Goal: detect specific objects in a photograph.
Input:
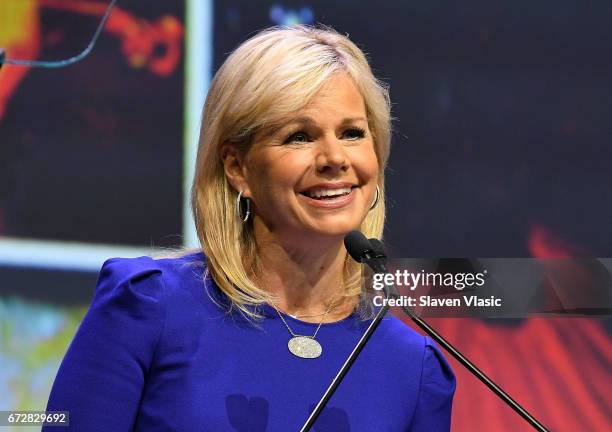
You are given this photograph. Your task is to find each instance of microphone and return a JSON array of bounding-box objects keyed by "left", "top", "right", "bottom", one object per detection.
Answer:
[
  {"left": 344, "top": 232, "right": 387, "bottom": 273},
  {"left": 344, "top": 230, "right": 376, "bottom": 262},
  {"left": 367, "top": 237, "right": 387, "bottom": 259},
  {"left": 0, "top": 0, "right": 116, "bottom": 69},
  {"left": 345, "top": 234, "right": 399, "bottom": 300},
  {"left": 339, "top": 231, "right": 549, "bottom": 431},
  {"left": 366, "top": 238, "right": 399, "bottom": 297},
  {"left": 345, "top": 232, "right": 387, "bottom": 276}
]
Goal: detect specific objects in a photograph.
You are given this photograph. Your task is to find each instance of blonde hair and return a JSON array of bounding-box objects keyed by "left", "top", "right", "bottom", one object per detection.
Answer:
[{"left": 191, "top": 24, "right": 392, "bottom": 320}]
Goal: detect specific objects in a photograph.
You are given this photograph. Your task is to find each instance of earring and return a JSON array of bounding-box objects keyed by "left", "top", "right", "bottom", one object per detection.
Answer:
[
  {"left": 236, "top": 191, "right": 251, "bottom": 223},
  {"left": 369, "top": 186, "right": 380, "bottom": 211}
]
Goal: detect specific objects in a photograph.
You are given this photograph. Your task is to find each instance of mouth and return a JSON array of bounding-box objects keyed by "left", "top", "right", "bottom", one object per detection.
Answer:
[
  {"left": 298, "top": 183, "right": 359, "bottom": 209},
  {"left": 300, "top": 186, "right": 357, "bottom": 200}
]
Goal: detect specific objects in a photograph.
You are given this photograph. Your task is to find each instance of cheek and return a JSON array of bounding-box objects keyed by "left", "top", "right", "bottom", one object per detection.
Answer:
[
  {"left": 352, "top": 143, "right": 379, "bottom": 179},
  {"left": 248, "top": 151, "right": 306, "bottom": 194},
  {"left": 278, "top": 157, "right": 306, "bottom": 185}
]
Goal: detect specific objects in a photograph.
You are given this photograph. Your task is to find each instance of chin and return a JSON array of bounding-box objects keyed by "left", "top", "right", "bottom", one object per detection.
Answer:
[{"left": 307, "top": 220, "right": 363, "bottom": 239}]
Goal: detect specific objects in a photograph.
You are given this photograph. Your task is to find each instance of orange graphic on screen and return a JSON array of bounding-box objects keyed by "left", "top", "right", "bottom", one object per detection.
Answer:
[{"left": 0, "top": 0, "right": 184, "bottom": 120}]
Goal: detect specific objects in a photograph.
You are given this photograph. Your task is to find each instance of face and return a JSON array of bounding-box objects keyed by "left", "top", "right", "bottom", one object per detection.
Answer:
[{"left": 225, "top": 73, "right": 379, "bottom": 243}]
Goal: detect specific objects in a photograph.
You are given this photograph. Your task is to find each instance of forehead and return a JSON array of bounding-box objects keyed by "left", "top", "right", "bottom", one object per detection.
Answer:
[
  {"left": 299, "top": 74, "right": 366, "bottom": 118},
  {"left": 251, "top": 73, "right": 368, "bottom": 142}
]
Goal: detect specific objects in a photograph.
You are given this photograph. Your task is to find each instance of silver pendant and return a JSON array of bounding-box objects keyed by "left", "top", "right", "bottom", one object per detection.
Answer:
[{"left": 287, "top": 336, "right": 322, "bottom": 359}]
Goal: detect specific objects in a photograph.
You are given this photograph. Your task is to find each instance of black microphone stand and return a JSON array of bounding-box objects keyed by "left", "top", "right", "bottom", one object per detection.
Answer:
[
  {"left": 365, "top": 239, "right": 548, "bottom": 431},
  {"left": 300, "top": 235, "right": 549, "bottom": 432}
]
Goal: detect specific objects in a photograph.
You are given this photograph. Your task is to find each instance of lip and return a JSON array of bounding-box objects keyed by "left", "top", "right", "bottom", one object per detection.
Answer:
[
  {"left": 298, "top": 184, "right": 358, "bottom": 209},
  {"left": 299, "top": 182, "right": 357, "bottom": 194}
]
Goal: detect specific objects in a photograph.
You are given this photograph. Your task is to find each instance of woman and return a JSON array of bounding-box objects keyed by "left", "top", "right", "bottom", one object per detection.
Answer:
[{"left": 45, "top": 25, "right": 455, "bottom": 431}]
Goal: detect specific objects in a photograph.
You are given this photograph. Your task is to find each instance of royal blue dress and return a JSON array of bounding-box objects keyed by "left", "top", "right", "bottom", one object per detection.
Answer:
[{"left": 44, "top": 252, "right": 455, "bottom": 431}]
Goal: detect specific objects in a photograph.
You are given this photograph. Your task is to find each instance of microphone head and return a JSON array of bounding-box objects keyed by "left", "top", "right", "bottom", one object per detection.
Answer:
[
  {"left": 368, "top": 238, "right": 387, "bottom": 258},
  {"left": 344, "top": 231, "right": 374, "bottom": 263}
]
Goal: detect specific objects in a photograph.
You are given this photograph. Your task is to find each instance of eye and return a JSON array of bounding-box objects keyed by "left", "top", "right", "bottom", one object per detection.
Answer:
[
  {"left": 343, "top": 127, "right": 366, "bottom": 140},
  {"left": 283, "top": 131, "right": 311, "bottom": 144}
]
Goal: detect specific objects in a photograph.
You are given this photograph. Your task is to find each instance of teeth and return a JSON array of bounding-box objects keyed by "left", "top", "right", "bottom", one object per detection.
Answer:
[{"left": 306, "top": 187, "right": 352, "bottom": 199}]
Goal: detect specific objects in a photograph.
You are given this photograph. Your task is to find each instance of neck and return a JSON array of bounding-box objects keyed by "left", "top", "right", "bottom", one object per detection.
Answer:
[{"left": 252, "top": 221, "right": 357, "bottom": 322}]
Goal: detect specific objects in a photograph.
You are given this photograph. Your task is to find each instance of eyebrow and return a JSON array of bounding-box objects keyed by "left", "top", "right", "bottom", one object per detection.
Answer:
[
  {"left": 288, "top": 116, "right": 368, "bottom": 126},
  {"left": 260, "top": 116, "right": 368, "bottom": 140}
]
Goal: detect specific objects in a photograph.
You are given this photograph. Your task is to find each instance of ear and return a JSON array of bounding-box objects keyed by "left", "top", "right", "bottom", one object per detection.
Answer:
[{"left": 221, "top": 142, "right": 251, "bottom": 197}]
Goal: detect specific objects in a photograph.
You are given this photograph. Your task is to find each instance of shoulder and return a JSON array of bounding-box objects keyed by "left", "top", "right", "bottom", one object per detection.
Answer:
[
  {"left": 93, "top": 250, "right": 208, "bottom": 314},
  {"left": 375, "top": 313, "right": 455, "bottom": 388},
  {"left": 142, "top": 250, "right": 207, "bottom": 289},
  {"left": 98, "top": 255, "right": 162, "bottom": 287},
  {"left": 411, "top": 336, "right": 456, "bottom": 430},
  {"left": 99, "top": 249, "right": 206, "bottom": 285},
  {"left": 375, "top": 314, "right": 455, "bottom": 428},
  {"left": 91, "top": 255, "right": 165, "bottom": 318},
  {"left": 420, "top": 336, "right": 455, "bottom": 391},
  {"left": 96, "top": 250, "right": 228, "bottom": 320}
]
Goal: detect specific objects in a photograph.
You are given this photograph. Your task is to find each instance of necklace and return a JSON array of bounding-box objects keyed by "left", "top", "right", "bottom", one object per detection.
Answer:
[
  {"left": 272, "top": 302, "right": 334, "bottom": 359},
  {"left": 288, "top": 310, "right": 332, "bottom": 319}
]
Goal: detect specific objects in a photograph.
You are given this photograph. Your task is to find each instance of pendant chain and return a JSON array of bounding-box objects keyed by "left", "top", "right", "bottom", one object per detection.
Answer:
[{"left": 272, "top": 301, "right": 334, "bottom": 339}]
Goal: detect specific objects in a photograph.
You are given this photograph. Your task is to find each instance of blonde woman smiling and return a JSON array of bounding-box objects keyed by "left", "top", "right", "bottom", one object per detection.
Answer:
[{"left": 45, "top": 25, "right": 455, "bottom": 431}]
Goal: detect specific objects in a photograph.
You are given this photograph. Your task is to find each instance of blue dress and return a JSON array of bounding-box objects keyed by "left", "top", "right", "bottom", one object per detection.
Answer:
[{"left": 44, "top": 252, "right": 455, "bottom": 431}]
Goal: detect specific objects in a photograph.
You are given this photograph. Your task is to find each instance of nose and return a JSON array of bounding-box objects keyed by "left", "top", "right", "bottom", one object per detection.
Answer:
[{"left": 315, "top": 135, "right": 349, "bottom": 175}]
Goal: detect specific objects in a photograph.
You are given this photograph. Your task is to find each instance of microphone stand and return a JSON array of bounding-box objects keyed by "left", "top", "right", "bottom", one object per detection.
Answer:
[
  {"left": 300, "top": 241, "right": 549, "bottom": 432},
  {"left": 363, "top": 244, "right": 548, "bottom": 432}
]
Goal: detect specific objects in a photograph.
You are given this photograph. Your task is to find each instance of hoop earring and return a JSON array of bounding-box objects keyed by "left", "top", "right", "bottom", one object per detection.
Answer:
[
  {"left": 236, "top": 191, "right": 251, "bottom": 223},
  {"left": 369, "top": 186, "right": 380, "bottom": 211}
]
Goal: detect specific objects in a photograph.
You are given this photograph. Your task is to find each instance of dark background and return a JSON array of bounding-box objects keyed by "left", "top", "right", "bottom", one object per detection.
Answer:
[{"left": 215, "top": 0, "right": 612, "bottom": 257}]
